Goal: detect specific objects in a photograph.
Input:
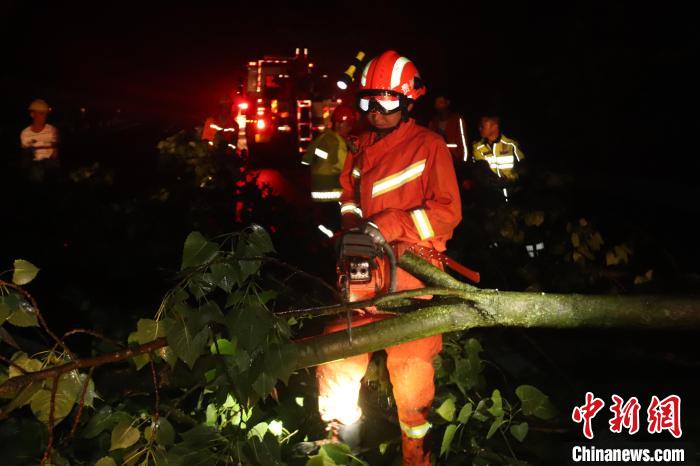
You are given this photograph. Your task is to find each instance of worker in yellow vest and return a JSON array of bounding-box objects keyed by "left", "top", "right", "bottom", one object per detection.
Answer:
[
  {"left": 302, "top": 104, "right": 357, "bottom": 233},
  {"left": 472, "top": 115, "right": 525, "bottom": 201}
]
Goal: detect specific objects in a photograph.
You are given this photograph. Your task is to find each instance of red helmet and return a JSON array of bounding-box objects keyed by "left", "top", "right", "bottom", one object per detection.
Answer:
[
  {"left": 331, "top": 104, "right": 357, "bottom": 125},
  {"left": 359, "top": 50, "right": 426, "bottom": 100}
]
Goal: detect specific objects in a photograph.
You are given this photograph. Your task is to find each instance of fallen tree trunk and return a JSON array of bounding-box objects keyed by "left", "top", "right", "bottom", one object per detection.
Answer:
[
  {"left": 294, "top": 253, "right": 700, "bottom": 368},
  {"left": 2, "top": 253, "right": 698, "bottom": 396}
]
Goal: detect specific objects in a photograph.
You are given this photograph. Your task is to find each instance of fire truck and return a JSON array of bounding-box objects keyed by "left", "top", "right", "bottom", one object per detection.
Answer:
[{"left": 237, "top": 48, "right": 341, "bottom": 156}]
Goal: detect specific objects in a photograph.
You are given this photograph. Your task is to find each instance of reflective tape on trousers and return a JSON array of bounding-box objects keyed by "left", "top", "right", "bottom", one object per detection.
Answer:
[{"left": 400, "top": 421, "right": 431, "bottom": 439}]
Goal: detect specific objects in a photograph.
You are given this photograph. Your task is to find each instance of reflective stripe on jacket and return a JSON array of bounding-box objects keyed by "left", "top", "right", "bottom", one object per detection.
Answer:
[
  {"left": 428, "top": 112, "right": 468, "bottom": 162},
  {"left": 471, "top": 134, "right": 524, "bottom": 181},
  {"left": 339, "top": 119, "right": 462, "bottom": 251}
]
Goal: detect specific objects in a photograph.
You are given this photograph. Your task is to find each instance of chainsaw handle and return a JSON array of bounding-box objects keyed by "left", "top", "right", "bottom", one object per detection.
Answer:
[{"left": 381, "top": 242, "right": 397, "bottom": 293}]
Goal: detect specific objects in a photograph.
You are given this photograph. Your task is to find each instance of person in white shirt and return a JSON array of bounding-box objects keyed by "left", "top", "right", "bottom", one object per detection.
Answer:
[{"left": 20, "top": 99, "right": 59, "bottom": 161}]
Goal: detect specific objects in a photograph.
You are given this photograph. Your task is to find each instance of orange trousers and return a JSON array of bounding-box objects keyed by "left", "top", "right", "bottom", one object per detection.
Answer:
[{"left": 317, "top": 258, "right": 442, "bottom": 466}]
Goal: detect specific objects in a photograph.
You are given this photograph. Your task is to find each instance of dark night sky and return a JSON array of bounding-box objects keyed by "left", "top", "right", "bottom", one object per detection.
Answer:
[{"left": 3, "top": 1, "right": 698, "bottom": 179}]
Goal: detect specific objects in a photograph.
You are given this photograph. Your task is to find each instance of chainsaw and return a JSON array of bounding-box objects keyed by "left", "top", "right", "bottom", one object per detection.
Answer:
[{"left": 336, "top": 231, "right": 397, "bottom": 342}]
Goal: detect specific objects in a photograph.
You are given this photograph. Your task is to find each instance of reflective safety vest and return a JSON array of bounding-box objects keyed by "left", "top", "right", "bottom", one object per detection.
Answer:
[
  {"left": 472, "top": 134, "right": 524, "bottom": 181},
  {"left": 302, "top": 129, "right": 348, "bottom": 202},
  {"left": 201, "top": 116, "right": 238, "bottom": 146}
]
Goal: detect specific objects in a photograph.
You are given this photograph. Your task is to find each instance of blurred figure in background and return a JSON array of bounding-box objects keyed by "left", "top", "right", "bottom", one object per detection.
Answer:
[
  {"left": 301, "top": 104, "right": 357, "bottom": 233},
  {"left": 20, "top": 99, "right": 60, "bottom": 181},
  {"left": 428, "top": 94, "right": 468, "bottom": 163},
  {"left": 201, "top": 96, "right": 239, "bottom": 154}
]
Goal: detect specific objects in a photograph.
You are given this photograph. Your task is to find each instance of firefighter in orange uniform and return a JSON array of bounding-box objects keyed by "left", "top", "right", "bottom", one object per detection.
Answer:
[
  {"left": 201, "top": 97, "right": 239, "bottom": 151},
  {"left": 428, "top": 94, "right": 468, "bottom": 163},
  {"left": 316, "top": 50, "right": 462, "bottom": 465}
]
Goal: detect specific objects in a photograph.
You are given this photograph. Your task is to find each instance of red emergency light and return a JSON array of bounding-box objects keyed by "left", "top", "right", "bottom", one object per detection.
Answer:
[
  {"left": 238, "top": 102, "right": 249, "bottom": 110},
  {"left": 256, "top": 119, "right": 267, "bottom": 130}
]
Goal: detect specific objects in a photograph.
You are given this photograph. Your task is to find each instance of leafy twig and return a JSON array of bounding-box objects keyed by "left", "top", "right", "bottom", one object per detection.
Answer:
[
  {"left": 0, "top": 279, "right": 75, "bottom": 360},
  {"left": 67, "top": 367, "right": 95, "bottom": 443},
  {"left": 39, "top": 375, "right": 60, "bottom": 466}
]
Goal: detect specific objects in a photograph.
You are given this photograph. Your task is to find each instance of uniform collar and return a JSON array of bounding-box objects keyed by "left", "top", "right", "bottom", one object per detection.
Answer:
[{"left": 359, "top": 119, "right": 417, "bottom": 167}]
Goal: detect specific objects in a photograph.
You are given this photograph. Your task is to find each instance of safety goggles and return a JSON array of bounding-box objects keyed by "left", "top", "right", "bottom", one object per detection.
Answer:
[{"left": 356, "top": 90, "right": 408, "bottom": 114}]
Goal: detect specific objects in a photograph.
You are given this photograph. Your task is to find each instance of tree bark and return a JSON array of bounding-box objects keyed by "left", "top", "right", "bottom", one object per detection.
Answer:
[
  {"left": 294, "top": 253, "right": 700, "bottom": 368},
  {"left": 2, "top": 254, "right": 699, "bottom": 395}
]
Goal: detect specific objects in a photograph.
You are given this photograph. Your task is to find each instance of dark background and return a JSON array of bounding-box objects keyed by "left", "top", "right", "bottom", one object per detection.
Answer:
[{"left": 1, "top": 1, "right": 699, "bottom": 459}]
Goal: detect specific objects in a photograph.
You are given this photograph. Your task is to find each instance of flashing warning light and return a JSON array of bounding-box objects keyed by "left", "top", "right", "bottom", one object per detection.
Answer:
[
  {"left": 256, "top": 119, "right": 266, "bottom": 130},
  {"left": 238, "top": 102, "right": 249, "bottom": 110}
]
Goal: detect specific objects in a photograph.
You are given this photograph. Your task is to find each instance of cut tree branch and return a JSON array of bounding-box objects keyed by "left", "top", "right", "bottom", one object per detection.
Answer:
[{"left": 1, "top": 254, "right": 699, "bottom": 398}]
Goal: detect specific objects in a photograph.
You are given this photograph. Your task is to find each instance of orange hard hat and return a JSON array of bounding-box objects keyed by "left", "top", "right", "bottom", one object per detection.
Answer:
[
  {"left": 331, "top": 104, "right": 357, "bottom": 125},
  {"left": 359, "top": 50, "right": 426, "bottom": 101}
]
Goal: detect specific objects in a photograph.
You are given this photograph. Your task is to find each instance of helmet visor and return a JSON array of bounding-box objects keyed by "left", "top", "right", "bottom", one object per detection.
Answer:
[{"left": 356, "top": 90, "right": 406, "bottom": 115}]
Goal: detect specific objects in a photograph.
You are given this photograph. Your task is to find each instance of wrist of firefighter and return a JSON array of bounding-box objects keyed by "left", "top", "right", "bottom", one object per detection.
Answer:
[{"left": 341, "top": 213, "right": 363, "bottom": 231}]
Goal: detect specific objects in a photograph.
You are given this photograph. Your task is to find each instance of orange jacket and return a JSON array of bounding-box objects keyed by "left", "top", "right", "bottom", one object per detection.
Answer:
[
  {"left": 339, "top": 119, "right": 462, "bottom": 252},
  {"left": 428, "top": 112, "right": 468, "bottom": 162}
]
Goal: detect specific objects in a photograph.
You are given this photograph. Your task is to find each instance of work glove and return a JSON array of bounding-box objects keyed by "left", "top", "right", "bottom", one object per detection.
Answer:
[{"left": 361, "top": 221, "right": 387, "bottom": 247}]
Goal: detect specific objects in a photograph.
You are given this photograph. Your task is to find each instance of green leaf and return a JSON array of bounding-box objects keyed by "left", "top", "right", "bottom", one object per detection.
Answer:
[
  {"left": 144, "top": 418, "right": 175, "bottom": 446},
  {"left": 486, "top": 417, "right": 505, "bottom": 439},
  {"left": 209, "top": 262, "right": 241, "bottom": 293},
  {"left": 510, "top": 421, "right": 529, "bottom": 442},
  {"left": 167, "top": 426, "right": 226, "bottom": 466},
  {"left": 29, "top": 386, "right": 75, "bottom": 426},
  {"left": 306, "top": 453, "right": 337, "bottom": 466},
  {"left": 181, "top": 232, "right": 218, "bottom": 270},
  {"left": 457, "top": 402, "right": 473, "bottom": 424},
  {"left": 226, "top": 305, "right": 273, "bottom": 351},
  {"left": 166, "top": 317, "right": 209, "bottom": 369},
  {"left": 82, "top": 406, "right": 132, "bottom": 439},
  {"left": 246, "top": 224, "right": 275, "bottom": 254},
  {"left": 440, "top": 423, "right": 458, "bottom": 457},
  {"left": 0, "top": 301, "right": 10, "bottom": 323},
  {"left": 94, "top": 457, "right": 117, "bottom": 466},
  {"left": 320, "top": 443, "right": 352, "bottom": 464},
  {"left": 12, "top": 259, "right": 39, "bottom": 285},
  {"left": 7, "top": 306, "right": 38, "bottom": 327},
  {"left": 436, "top": 397, "right": 456, "bottom": 422},
  {"left": 515, "top": 385, "right": 556, "bottom": 420},
  {"left": 210, "top": 338, "right": 236, "bottom": 356},
  {"left": 472, "top": 399, "right": 490, "bottom": 422},
  {"left": 264, "top": 343, "right": 299, "bottom": 385},
  {"left": 252, "top": 371, "right": 277, "bottom": 398},
  {"left": 157, "top": 345, "right": 178, "bottom": 369},
  {"left": 186, "top": 301, "right": 225, "bottom": 332},
  {"left": 247, "top": 421, "right": 269, "bottom": 441},
  {"left": 487, "top": 389, "right": 503, "bottom": 417},
  {"left": 132, "top": 319, "right": 167, "bottom": 344},
  {"left": 109, "top": 421, "right": 140, "bottom": 451},
  {"left": 8, "top": 352, "right": 43, "bottom": 377}
]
